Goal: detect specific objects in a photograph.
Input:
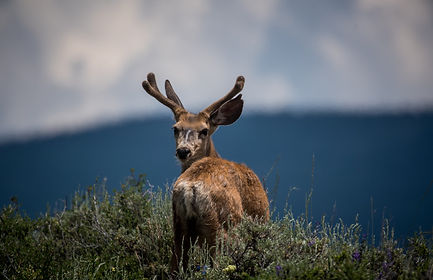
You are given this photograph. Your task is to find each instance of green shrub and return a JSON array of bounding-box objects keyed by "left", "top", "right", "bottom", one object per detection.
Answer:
[
  {"left": 0, "top": 171, "right": 172, "bottom": 279},
  {"left": 1, "top": 171, "right": 432, "bottom": 279}
]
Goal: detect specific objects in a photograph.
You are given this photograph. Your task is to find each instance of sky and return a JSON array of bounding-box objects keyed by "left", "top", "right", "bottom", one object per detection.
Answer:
[{"left": 1, "top": 0, "right": 433, "bottom": 142}]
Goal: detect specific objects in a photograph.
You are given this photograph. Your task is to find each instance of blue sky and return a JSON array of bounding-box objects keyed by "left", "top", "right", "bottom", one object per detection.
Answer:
[{"left": 1, "top": 0, "right": 432, "bottom": 142}]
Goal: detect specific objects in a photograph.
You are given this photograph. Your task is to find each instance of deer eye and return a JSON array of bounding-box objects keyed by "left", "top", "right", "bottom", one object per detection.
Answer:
[
  {"left": 173, "top": 127, "right": 180, "bottom": 136},
  {"left": 199, "top": 128, "right": 208, "bottom": 137}
]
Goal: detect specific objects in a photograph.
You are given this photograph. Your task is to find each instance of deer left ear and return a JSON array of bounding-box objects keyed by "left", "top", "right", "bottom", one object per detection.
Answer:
[{"left": 210, "top": 94, "right": 244, "bottom": 126}]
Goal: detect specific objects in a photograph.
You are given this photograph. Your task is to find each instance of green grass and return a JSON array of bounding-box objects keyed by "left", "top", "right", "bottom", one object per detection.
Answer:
[{"left": 1, "top": 171, "right": 432, "bottom": 279}]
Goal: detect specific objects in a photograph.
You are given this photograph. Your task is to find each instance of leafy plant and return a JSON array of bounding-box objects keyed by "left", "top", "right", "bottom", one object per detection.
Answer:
[{"left": 1, "top": 171, "right": 432, "bottom": 279}]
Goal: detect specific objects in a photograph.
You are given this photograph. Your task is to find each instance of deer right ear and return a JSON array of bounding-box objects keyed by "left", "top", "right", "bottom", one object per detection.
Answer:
[{"left": 210, "top": 94, "right": 244, "bottom": 126}]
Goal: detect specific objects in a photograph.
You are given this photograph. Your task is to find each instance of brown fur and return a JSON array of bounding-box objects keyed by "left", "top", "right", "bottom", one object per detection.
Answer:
[
  {"left": 141, "top": 73, "right": 269, "bottom": 273},
  {"left": 171, "top": 157, "right": 269, "bottom": 271}
]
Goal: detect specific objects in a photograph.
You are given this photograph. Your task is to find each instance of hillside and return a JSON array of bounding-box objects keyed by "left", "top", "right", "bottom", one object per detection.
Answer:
[{"left": 1, "top": 113, "right": 433, "bottom": 239}]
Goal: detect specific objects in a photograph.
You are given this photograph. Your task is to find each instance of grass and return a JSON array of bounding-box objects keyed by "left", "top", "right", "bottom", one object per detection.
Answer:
[{"left": 1, "top": 170, "right": 432, "bottom": 279}]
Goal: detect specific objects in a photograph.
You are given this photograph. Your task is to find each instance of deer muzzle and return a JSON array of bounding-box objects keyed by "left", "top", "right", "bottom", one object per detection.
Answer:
[{"left": 176, "top": 148, "right": 191, "bottom": 160}]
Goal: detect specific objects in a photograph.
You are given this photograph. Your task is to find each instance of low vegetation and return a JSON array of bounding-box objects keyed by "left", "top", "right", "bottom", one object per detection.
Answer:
[{"left": 1, "top": 171, "right": 432, "bottom": 279}]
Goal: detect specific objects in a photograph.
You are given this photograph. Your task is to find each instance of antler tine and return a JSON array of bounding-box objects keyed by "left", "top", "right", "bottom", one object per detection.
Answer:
[
  {"left": 165, "top": 80, "right": 184, "bottom": 109},
  {"left": 142, "top": 73, "right": 184, "bottom": 117},
  {"left": 201, "top": 76, "right": 245, "bottom": 116},
  {"left": 147, "top": 72, "right": 161, "bottom": 93}
]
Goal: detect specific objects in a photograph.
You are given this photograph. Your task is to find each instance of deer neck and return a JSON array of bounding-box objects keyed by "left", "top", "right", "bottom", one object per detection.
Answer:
[
  {"left": 180, "top": 138, "right": 220, "bottom": 173},
  {"left": 207, "top": 138, "right": 220, "bottom": 158}
]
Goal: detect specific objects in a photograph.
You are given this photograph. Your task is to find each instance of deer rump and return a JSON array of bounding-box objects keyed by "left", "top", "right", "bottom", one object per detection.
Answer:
[{"left": 172, "top": 157, "right": 268, "bottom": 251}]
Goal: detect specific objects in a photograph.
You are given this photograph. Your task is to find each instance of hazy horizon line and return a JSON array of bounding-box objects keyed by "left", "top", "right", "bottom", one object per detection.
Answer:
[{"left": 2, "top": 108, "right": 432, "bottom": 146}]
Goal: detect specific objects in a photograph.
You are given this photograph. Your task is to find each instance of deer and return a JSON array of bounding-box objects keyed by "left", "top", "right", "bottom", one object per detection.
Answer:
[{"left": 141, "top": 72, "right": 269, "bottom": 273}]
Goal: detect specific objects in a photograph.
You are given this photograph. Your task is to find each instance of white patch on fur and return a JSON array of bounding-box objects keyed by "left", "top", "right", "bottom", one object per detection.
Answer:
[
  {"left": 174, "top": 180, "right": 211, "bottom": 218},
  {"left": 184, "top": 129, "right": 191, "bottom": 143}
]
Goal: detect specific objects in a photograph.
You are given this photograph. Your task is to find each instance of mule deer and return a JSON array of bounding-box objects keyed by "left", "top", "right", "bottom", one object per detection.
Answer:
[{"left": 142, "top": 73, "right": 269, "bottom": 272}]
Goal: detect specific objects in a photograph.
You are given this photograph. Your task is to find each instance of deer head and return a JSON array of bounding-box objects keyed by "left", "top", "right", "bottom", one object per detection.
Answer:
[{"left": 142, "top": 73, "right": 245, "bottom": 172}]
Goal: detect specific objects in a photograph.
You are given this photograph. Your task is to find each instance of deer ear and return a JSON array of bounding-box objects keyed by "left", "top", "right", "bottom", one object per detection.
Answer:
[{"left": 210, "top": 94, "right": 243, "bottom": 126}]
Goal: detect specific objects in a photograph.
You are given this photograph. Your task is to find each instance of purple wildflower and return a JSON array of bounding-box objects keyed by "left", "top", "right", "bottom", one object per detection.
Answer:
[
  {"left": 352, "top": 250, "right": 361, "bottom": 262},
  {"left": 275, "top": 265, "right": 282, "bottom": 276},
  {"left": 387, "top": 249, "right": 393, "bottom": 260}
]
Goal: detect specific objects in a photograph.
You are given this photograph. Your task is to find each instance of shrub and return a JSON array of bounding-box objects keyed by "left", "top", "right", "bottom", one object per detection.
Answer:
[
  {"left": 0, "top": 171, "right": 172, "bottom": 279},
  {"left": 1, "top": 171, "right": 432, "bottom": 279}
]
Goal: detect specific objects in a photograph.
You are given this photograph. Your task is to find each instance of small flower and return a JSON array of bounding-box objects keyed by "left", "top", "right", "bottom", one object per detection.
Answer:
[
  {"left": 352, "top": 250, "right": 361, "bottom": 262},
  {"left": 111, "top": 267, "right": 116, "bottom": 272},
  {"left": 275, "top": 265, "right": 282, "bottom": 276},
  {"left": 308, "top": 239, "right": 315, "bottom": 246},
  {"left": 223, "top": 264, "right": 236, "bottom": 273}
]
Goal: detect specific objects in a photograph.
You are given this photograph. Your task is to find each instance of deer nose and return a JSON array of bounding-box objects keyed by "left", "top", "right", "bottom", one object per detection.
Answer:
[{"left": 176, "top": 148, "right": 191, "bottom": 160}]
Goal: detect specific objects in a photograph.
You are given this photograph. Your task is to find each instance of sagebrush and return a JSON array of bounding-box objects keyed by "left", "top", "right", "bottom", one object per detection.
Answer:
[{"left": 1, "top": 171, "right": 432, "bottom": 279}]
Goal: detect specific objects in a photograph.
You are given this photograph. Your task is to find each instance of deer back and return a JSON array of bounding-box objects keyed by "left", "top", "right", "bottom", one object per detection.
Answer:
[{"left": 173, "top": 157, "right": 269, "bottom": 229}]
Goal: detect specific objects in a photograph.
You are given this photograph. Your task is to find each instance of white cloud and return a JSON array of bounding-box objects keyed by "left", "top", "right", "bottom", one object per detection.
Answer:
[
  {"left": 0, "top": 0, "right": 432, "bottom": 142},
  {"left": 246, "top": 74, "right": 294, "bottom": 112},
  {"left": 312, "top": 0, "right": 433, "bottom": 110},
  {"left": 0, "top": 0, "right": 290, "bottom": 141},
  {"left": 16, "top": 0, "right": 150, "bottom": 91},
  {"left": 356, "top": 0, "right": 433, "bottom": 83}
]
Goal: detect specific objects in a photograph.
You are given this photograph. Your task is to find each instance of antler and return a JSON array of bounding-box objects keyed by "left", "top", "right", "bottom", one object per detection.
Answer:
[
  {"left": 165, "top": 80, "right": 184, "bottom": 109},
  {"left": 142, "top": 73, "right": 185, "bottom": 118},
  {"left": 201, "top": 76, "right": 245, "bottom": 116}
]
